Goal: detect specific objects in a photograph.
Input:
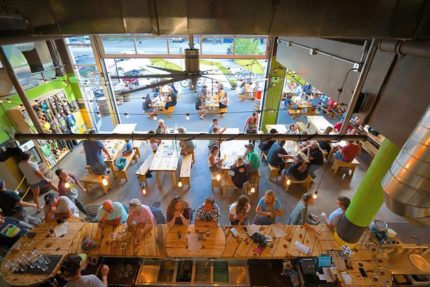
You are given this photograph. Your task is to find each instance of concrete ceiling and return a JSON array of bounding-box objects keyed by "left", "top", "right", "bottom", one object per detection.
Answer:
[{"left": 0, "top": 0, "right": 429, "bottom": 44}]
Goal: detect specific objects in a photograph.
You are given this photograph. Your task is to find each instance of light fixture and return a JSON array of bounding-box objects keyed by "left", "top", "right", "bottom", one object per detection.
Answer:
[
  {"left": 141, "top": 187, "right": 147, "bottom": 195},
  {"left": 124, "top": 113, "right": 129, "bottom": 118},
  {"left": 102, "top": 177, "right": 109, "bottom": 186},
  {"left": 96, "top": 112, "right": 100, "bottom": 117},
  {"left": 186, "top": 113, "right": 190, "bottom": 120},
  {"left": 250, "top": 187, "right": 256, "bottom": 194},
  {"left": 312, "top": 190, "right": 318, "bottom": 199},
  {"left": 64, "top": 182, "right": 70, "bottom": 189},
  {"left": 7, "top": 99, "right": 12, "bottom": 104},
  {"left": 309, "top": 49, "right": 317, "bottom": 55},
  {"left": 286, "top": 179, "right": 291, "bottom": 186},
  {"left": 177, "top": 181, "right": 183, "bottom": 188},
  {"left": 216, "top": 174, "right": 221, "bottom": 181},
  {"left": 285, "top": 41, "right": 292, "bottom": 47}
]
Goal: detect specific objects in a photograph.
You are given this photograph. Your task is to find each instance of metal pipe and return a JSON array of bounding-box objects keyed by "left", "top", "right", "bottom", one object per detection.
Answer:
[
  {"left": 14, "top": 132, "right": 367, "bottom": 142},
  {"left": 379, "top": 40, "right": 430, "bottom": 59},
  {"left": 189, "top": 34, "right": 194, "bottom": 49},
  {"left": 0, "top": 47, "right": 44, "bottom": 134},
  {"left": 340, "top": 39, "right": 378, "bottom": 134},
  {"left": 278, "top": 39, "right": 359, "bottom": 66}
]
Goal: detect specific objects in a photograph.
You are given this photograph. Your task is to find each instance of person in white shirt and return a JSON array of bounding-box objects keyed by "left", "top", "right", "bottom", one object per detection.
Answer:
[
  {"left": 18, "top": 152, "right": 58, "bottom": 210},
  {"left": 322, "top": 196, "right": 350, "bottom": 231},
  {"left": 44, "top": 193, "right": 80, "bottom": 223},
  {"left": 229, "top": 195, "right": 251, "bottom": 225}
]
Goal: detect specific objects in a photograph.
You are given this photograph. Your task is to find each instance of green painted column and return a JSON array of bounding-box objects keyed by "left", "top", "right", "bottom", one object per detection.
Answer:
[
  {"left": 260, "top": 57, "right": 286, "bottom": 132},
  {"left": 336, "top": 139, "right": 400, "bottom": 243}
]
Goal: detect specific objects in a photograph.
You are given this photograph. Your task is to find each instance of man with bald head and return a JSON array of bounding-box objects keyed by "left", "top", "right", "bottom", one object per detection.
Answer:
[{"left": 97, "top": 200, "right": 128, "bottom": 228}]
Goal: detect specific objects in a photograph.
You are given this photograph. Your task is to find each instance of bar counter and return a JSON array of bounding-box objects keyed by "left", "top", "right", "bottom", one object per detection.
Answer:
[{"left": 0, "top": 219, "right": 403, "bottom": 286}]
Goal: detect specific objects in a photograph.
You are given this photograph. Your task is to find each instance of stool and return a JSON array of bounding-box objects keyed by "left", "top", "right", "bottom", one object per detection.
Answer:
[
  {"left": 210, "top": 172, "right": 221, "bottom": 192},
  {"left": 268, "top": 164, "right": 280, "bottom": 181},
  {"left": 331, "top": 158, "right": 360, "bottom": 177},
  {"left": 284, "top": 175, "right": 313, "bottom": 192}
]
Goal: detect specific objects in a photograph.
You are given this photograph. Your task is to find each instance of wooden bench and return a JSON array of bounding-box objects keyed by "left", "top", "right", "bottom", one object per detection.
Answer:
[
  {"left": 80, "top": 169, "right": 110, "bottom": 194},
  {"left": 331, "top": 158, "right": 360, "bottom": 176},
  {"left": 284, "top": 175, "right": 313, "bottom": 192},
  {"left": 135, "top": 154, "right": 154, "bottom": 186},
  {"left": 113, "top": 150, "right": 136, "bottom": 182},
  {"left": 249, "top": 171, "right": 260, "bottom": 193},
  {"left": 268, "top": 164, "right": 280, "bottom": 181},
  {"left": 220, "top": 176, "right": 237, "bottom": 195},
  {"left": 210, "top": 172, "right": 221, "bottom": 192},
  {"left": 159, "top": 106, "right": 175, "bottom": 115},
  {"left": 179, "top": 154, "right": 193, "bottom": 190},
  {"left": 296, "top": 121, "right": 310, "bottom": 134},
  {"left": 132, "top": 140, "right": 143, "bottom": 159}
]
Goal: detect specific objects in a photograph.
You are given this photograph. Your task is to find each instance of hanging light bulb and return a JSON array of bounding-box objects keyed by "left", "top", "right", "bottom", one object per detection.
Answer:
[
  {"left": 312, "top": 191, "right": 318, "bottom": 199},
  {"left": 250, "top": 187, "right": 256, "bottom": 194},
  {"left": 216, "top": 174, "right": 221, "bottom": 181},
  {"left": 185, "top": 113, "right": 190, "bottom": 120},
  {"left": 124, "top": 113, "right": 129, "bottom": 118},
  {"left": 7, "top": 99, "right": 12, "bottom": 104},
  {"left": 141, "top": 186, "right": 147, "bottom": 195},
  {"left": 177, "top": 181, "right": 183, "bottom": 188},
  {"left": 64, "top": 182, "right": 70, "bottom": 189},
  {"left": 153, "top": 114, "right": 157, "bottom": 121},
  {"left": 96, "top": 112, "right": 101, "bottom": 117},
  {"left": 286, "top": 179, "right": 291, "bottom": 186},
  {"left": 102, "top": 177, "right": 108, "bottom": 186}
]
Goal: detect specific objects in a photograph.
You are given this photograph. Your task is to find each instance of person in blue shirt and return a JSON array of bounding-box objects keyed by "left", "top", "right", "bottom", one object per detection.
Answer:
[
  {"left": 82, "top": 130, "right": 112, "bottom": 175},
  {"left": 322, "top": 196, "right": 350, "bottom": 231},
  {"left": 267, "top": 141, "right": 292, "bottom": 170},
  {"left": 309, "top": 93, "right": 322, "bottom": 108},
  {"left": 97, "top": 200, "right": 128, "bottom": 228},
  {"left": 254, "top": 190, "right": 283, "bottom": 225}
]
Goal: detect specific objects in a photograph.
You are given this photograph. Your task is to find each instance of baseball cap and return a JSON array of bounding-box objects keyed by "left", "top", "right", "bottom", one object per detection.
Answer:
[{"left": 129, "top": 198, "right": 141, "bottom": 207}]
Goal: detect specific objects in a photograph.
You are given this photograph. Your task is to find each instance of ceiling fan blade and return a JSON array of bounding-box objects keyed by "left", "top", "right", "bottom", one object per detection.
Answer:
[
  {"left": 146, "top": 65, "right": 186, "bottom": 74},
  {"left": 118, "top": 76, "right": 188, "bottom": 95}
]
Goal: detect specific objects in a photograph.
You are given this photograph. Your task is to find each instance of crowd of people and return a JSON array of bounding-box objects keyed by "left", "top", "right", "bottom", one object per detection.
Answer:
[{"left": 196, "top": 82, "right": 230, "bottom": 120}]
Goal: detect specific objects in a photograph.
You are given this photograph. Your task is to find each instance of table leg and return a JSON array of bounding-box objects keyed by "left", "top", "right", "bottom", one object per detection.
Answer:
[
  {"left": 156, "top": 171, "right": 162, "bottom": 188},
  {"left": 171, "top": 172, "right": 177, "bottom": 188},
  {"left": 106, "top": 160, "right": 116, "bottom": 178}
]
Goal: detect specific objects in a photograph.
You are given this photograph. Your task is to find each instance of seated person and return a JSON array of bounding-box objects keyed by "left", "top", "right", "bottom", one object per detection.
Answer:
[
  {"left": 334, "top": 141, "right": 361, "bottom": 163},
  {"left": 318, "top": 126, "right": 334, "bottom": 154},
  {"left": 229, "top": 195, "right": 251, "bottom": 225},
  {"left": 283, "top": 94, "right": 293, "bottom": 108},
  {"left": 44, "top": 193, "right": 80, "bottom": 223},
  {"left": 0, "top": 178, "right": 39, "bottom": 225},
  {"left": 208, "top": 145, "right": 223, "bottom": 172},
  {"left": 255, "top": 190, "right": 283, "bottom": 225},
  {"left": 142, "top": 94, "right": 153, "bottom": 114},
  {"left": 208, "top": 127, "right": 226, "bottom": 149},
  {"left": 267, "top": 140, "right": 292, "bottom": 170},
  {"left": 177, "top": 128, "right": 195, "bottom": 161},
  {"left": 62, "top": 254, "right": 110, "bottom": 287},
  {"left": 281, "top": 155, "right": 309, "bottom": 182},
  {"left": 230, "top": 156, "right": 250, "bottom": 189},
  {"left": 97, "top": 200, "right": 128, "bottom": 228},
  {"left": 288, "top": 193, "right": 319, "bottom": 227},
  {"left": 259, "top": 128, "right": 278, "bottom": 156},
  {"left": 219, "top": 93, "right": 229, "bottom": 109},
  {"left": 166, "top": 196, "right": 192, "bottom": 227},
  {"left": 56, "top": 169, "right": 89, "bottom": 216},
  {"left": 309, "top": 93, "right": 322, "bottom": 108},
  {"left": 195, "top": 197, "right": 220, "bottom": 226},
  {"left": 244, "top": 143, "right": 259, "bottom": 175},
  {"left": 155, "top": 119, "right": 167, "bottom": 134},
  {"left": 164, "top": 92, "right": 177, "bottom": 109},
  {"left": 322, "top": 196, "right": 350, "bottom": 231},
  {"left": 148, "top": 130, "right": 160, "bottom": 154},
  {"left": 196, "top": 94, "right": 207, "bottom": 120},
  {"left": 127, "top": 199, "right": 154, "bottom": 244},
  {"left": 287, "top": 124, "right": 299, "bottom": 134},
  {"left": 302, "top": 141, "right": 324, "bottom": 178},
  {"left": 0, "top": 209, "right": 29, "bottom": 249},
  {"left": 333, "top": 117, "right": 361, "bottom": 134}
]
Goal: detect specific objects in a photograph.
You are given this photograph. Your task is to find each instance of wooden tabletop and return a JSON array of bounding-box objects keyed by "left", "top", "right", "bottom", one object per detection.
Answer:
[
  {"left": 112, "top": 123, "right": 136, "bottom": 134},
  {"left": 307, "top": 115, "right": 333, "bottom": 134},
  {"left": 150, "top": 140, "right": 180, "bottom": 171},
  {"left": 78, "top": 224, "right": 167, "bottom": 258},
  {"left": 165, "top": 225, "right": 226, "bottom": 258},
  {"left": 103, "top": 140, "right": 125, "bottom": 162},
  {"left": 266, "top": 124, "right": 288, "bottom": 134},
  {"left": 1, "top": 218, "right": 85, "bottom": 287}
]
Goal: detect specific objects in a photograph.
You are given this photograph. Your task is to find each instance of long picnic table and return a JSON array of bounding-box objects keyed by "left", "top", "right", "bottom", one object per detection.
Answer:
[
  {"left": 307, "top": 115, "right": 333, "bottom": 134},
  {"left": 149, "top": 140, "right": 180, "bottom": 188},
  {"left": 1, "top": 221, "right": 396, "bottom": 287}
]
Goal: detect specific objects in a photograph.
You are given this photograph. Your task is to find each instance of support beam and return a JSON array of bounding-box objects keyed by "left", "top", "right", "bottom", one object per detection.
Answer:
[{"left": 0, "top": 47, "right": 44, "bottom": 134}]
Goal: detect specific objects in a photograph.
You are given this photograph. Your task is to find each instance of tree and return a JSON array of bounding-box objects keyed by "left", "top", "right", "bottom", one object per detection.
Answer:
[{"left": 233, "top": 38, "right": 262, "bottom": 55}]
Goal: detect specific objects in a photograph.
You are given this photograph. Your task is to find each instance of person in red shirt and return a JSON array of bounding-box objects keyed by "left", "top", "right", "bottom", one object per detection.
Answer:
[{"left": 334, "top": 141, "right": 360, "bottom": 163}]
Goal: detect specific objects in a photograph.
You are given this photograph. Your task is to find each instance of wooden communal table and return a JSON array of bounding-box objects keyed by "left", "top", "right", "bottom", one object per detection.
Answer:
[
  {"left": 103, "top": 140, "right": 125, "bottom": 176},
  {"left": 78, "top": 224, "right": 167, "bottom": 258},
  {"left": 0, "top": 218, "right": 85, "bottom": 287},
  {"left": 150, "top": 140, "right": 180, "bottom": 188},
  {"left": 165, "top": 225, "right": 226, "bottom": 258},
  {"left": 266, "top": 124, "right": 288, "bottom": 134},
  {"left": 219, "top": 128, "right": 246, "bottom": 170},
  {"left": 307, "top": 115, "right": 333, "bottom": 134},
  {"left": 151, "top": 95, "right": 167, "bottom": 111}
]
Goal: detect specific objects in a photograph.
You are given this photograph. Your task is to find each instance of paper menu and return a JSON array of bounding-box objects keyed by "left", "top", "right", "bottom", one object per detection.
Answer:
[
  {"left": 272, "top": 223, "right": 287, "bottom": 237},
  {"left": 246, "top": 225, "right": 260, "bottom": 237},
  {"left": 54, "top": 222, "right": 68, "bottom": 237},
  {"left": 187, "top": 234, "right": 202, "bottom": 251}
]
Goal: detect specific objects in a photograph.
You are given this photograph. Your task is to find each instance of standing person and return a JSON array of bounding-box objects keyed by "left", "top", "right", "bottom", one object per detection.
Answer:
[
  {"left": 97, "top": 200, "right": 128, "bottom": 228},
  {"left": 302, "top": 141, "right": 324, "bottom": 178},
  {"left": 230, "top": 156, "right": 250, "bottom": 189},
  {"left": 127, "top": 198, "right": 155, "bottom": 244},
  {"left": 243, "top": 112, "right": 259, "bottom": 134},
  {"left": 255, "top": 190, "right": 283, "bottom": 225},
  {"left": 196, "top": 94, "right": 207, "bottom": 120},
  {"left": 44, "top": 193, "right": 80, "bottom": 223},
  {"left": 0, "top": 179, "right": 40, "bottom": 225},
  {"left": 322, "top": 196, "right": 350, "bottom": 231},
  {"left": 142, "top": 94, "right": 153, "bottom": 115},
  {"left": 229, "top": 195, "right": 251, "bottom": 225},
  {"left": 82, "top": 130, "right": 112, "bottom": 175},
  {"left": 244, "top": 143, "right": 259, "bottom": 175},
  {"left": 208, "top": 119, "right": 224, "bottom": 134},
  {"left": 166, "top": 196, "right": 192, "bottom": 227},
  {"left": 208, "top": 127, "right": 226, "bottom": 149},
  {"left": 208, "top": 145, "right": 223, "bottom": 172},
  {"left": 334, "top": 141, "right": 361, "bottom": 163},
  {"left": 155, "top": 119, "right": 167, "bottom": 134},
  {"left": 288, "top": 193, "right": 319, "bottom": 226},
  {"left": 195, "top": 197, "right": 220, "bottom": 227},
  {"left": 55, "top": 169, "right": 89, "bottom": 216},
  {"left": 18, "top": 152, "right": 58, "bottom": 210},
  {"left": 62, "top": 254, "right": 110, "bottom": 287}
]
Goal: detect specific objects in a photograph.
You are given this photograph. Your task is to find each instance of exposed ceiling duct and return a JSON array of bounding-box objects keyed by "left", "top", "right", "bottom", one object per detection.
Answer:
[
  {"left": 0, "top": 0, "right": 430, "bottom": 45},
  {"left": 382, "top": 106, "right": 430, "bottom": 225}
]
